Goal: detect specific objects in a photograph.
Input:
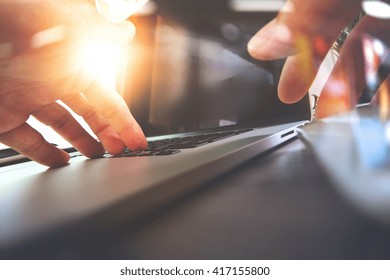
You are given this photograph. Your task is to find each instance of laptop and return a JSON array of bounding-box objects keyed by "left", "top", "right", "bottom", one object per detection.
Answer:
[{"left": 0, "top": 7, "right": 311, "bottom": 250}]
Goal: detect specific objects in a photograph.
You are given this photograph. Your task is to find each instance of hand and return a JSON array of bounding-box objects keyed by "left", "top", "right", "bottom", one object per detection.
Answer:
[
  {"left": 0, "top": 0, "right": 147, "bottom": 167},
  {"left": 248, "top": 0, "right": 390, "bottom": 118}
]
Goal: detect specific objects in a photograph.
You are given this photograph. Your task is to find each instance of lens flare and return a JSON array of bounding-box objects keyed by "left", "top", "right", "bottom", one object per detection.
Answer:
[{"left": 79, "top": 40, "right": 125, "bottom": 88}]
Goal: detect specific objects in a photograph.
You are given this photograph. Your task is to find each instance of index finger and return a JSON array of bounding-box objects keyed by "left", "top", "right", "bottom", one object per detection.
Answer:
[
  {"left": 248, "top": 0, "right": 363, "bottom": 103},
  {"left": 248, "top": 0, "right": 362, "bottom": 61}
]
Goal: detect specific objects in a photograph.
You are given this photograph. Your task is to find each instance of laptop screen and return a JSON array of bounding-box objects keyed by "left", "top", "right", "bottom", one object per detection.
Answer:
[{"left": 120, "top": 2, "right": 311, "bottom": 137}]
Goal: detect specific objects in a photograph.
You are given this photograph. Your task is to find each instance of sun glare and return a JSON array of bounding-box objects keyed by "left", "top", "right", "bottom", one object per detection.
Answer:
[{"left": 80, "top": 40, "right": 125, "bottom": 88}]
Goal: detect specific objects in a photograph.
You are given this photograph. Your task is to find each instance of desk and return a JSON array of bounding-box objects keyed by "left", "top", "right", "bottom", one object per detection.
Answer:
[{"left": 5, "top": 139, "right": 390, "bottom": 259}]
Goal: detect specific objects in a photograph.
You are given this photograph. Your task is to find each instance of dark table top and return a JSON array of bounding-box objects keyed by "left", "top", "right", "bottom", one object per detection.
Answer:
[{"left": 5, "top": 139, "right": 390, "bottom": 259}]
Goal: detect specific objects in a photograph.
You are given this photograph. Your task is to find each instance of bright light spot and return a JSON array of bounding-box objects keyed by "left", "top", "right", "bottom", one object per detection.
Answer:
[
  {"left": 95, "top": 0, "right": 149, "bottom": 23},
  {"left": 386, "top": 122, "right": 390, "bottom": 144},
  {"left": 326, "top": 79, "right": 347, "bottom": 97},
  {"left": 362, "top": 1, "right": 390, "bottom": 19},
  {"left": 373, "top": 39, "right": 386, "bottom": 57},
  {"left": 276, "top": 24, "right": 292, "bottom": 42},
  {"left": 80, "top": 40, "right": 125, "bottom": 88},
  {"left": 30, "top": 25, "right": 66, "bottom": 49}
]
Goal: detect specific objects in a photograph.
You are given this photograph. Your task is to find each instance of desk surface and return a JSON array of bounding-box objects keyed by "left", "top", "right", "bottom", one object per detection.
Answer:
[{"left": 4, "top": 139, "right": 390, "bottom": 259}]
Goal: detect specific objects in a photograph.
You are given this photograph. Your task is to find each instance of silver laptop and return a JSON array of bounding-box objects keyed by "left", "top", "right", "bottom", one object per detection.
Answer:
[{"left": 0, "top": 11, "right": 310, "bottom": 250}]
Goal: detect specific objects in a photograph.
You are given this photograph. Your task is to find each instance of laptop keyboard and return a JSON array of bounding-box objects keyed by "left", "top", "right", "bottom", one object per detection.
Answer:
[
  {"left": 105, "top": 128, "right": 253, "bottom": 158},
  {"left": 0, "top": 129, "right": 254, "bottom": 166}
]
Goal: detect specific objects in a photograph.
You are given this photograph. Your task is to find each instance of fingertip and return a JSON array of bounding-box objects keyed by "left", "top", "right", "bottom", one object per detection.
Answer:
[
  {"left": 278, "top": 81, "right": 308, "bottom": 104},
  {"left": 247, "top": 36, "right": 267, "bottom": 59},
  {"left": 122, "top": 129, "right": 147, "bottom": 151},
  {"left": 248, "top": 20, "right": 296, "bottom": 61},
  {"left": 46, "top": 150, "right": 70, "bottom": 168},
  {"left": 104, "top": 137, "right": 127, "bottom": 155},
  {"left": 278, "top": 94, "right": 304, "bottom": 104},
  {"left": 136, "top": 134, "right": 148, "bottom": 150},
  {"left": 85, "top": 144, "right": 106, "bottom": 159},
  {"left": 135, "top": 127, "right": 148, "bottom": 149},
  {"left": 129, "top": 135, "right": 148, "bottom": 151},
  {"left": 92, "top": 126, "right": 126, "bottom": 155},
  {"left": 277, "top": 53, "right": 317, "bottom": 104},
  {"left": 30, "top": 146, "right": 70, "bottom": 168},
  {"left": 278, "top": 77, "right": 308, "bottom": 104}
]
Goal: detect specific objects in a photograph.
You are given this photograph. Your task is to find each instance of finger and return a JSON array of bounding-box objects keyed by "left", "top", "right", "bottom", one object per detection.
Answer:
[
  {"left": 248, "top": 18, "right": 296, "bottom": 60},
  {"left": 0, "top": 123, "right": 69, "bottom": 167},
  {"left": 277, "top": 31, "right": 335, "bottom": 103},
  {"left": 83, "top": 80, "right": 147, "bottom": 151},
  {"left": 277, "top": 31, "right": 330, "bottom": 103},
  {"left": 248, "top": 0, "right": 362, "bottom": 61},
  {"left": 278, "top": 52, "right": 317, "bottom": 103},
  {"left": 63, "top": 93, "right": 127, "bottom": 155},
  {"left": 248, "top": 0, "right": 362, "bottom": 104},
  {"left": 33, "top": 102, "right": 105, "bottom": 158}
]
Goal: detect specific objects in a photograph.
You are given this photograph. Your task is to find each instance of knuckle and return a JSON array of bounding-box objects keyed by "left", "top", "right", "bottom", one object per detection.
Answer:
[
  {"left": 50, "top": 112, "right": 71, "bottom": 130},
  {"left": 93, "top": 123, "right": 111, "bottom": 137},
  {"left": 0, "top": 113, "right": 29, "bottom": 134},
  {"left": 82, "top": 106, "right": 99, "bottom": 121}
]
